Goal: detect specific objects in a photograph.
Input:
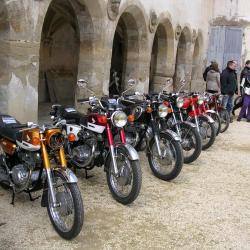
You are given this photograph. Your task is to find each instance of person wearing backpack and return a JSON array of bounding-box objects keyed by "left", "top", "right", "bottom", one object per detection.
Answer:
[{"left": 237, "top": 60, "right": 250, "bottom": 122}]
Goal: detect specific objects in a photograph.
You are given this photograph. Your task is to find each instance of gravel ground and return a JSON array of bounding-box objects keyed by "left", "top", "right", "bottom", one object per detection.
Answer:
[{"left": 0, "top": 119, "right": 250, "bottom": 250}]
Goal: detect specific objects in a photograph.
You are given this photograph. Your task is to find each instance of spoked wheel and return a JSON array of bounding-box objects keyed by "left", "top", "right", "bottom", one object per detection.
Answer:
[
  {"left": 197, "top": 115, "right": 216, "bottom": 150},
  {"left": 106, "top": 148, "right": 142, "bottom": 205},
  {"left": 177, "top": 123, "right": 202, "bottom": 164},
  {"left": 47, "top": 171, "right": 84, "bottom": 240},
  {"left": 219, "top": 109, "right": 230, "bottom": 133},
  {"left": 147, "top": 132, "right": 183, "bottom": 181},
  {"left": 207, "top": 112, "right": 221, "bottom": 136}
]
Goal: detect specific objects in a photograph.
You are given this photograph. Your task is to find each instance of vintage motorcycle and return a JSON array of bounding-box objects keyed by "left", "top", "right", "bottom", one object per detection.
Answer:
[
  {"left": 120, "top": 86, "right": 183, "bottom": 181},
  {"left": 50, "top": 80, "right": 142, "bottom": 205},
  {"left": 0, "top": 115, "right": 83, "bottom": 239},
  {"left": 179, "top": 92, "right": 216, "bottom": 150}
]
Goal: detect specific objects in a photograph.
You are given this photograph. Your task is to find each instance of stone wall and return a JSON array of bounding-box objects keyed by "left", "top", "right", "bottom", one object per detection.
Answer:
[{"left": 0, "top": 0, "right": 224, "bottom": 122}]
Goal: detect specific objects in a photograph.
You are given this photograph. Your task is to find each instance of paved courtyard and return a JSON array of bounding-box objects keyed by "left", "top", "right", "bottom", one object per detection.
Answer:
[{"left": 0, "top": 119, "right": 250, "bottom": 250}]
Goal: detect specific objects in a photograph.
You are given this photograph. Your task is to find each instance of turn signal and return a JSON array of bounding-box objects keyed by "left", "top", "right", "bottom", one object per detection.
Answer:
[
  {"left": 128, "top": 115, "right": 135, "bottom": 123},
  {"left": 168, "top": 108, "right": 173, "bottom": 113},
  {"left": 146, "top": 107, "right": 153, "bottom": 113},
  {"left": 97, "top": 115, "right": 108, "bottom": 125},
  {"left": 68, "top": 133, "right": 76, "bottom": 142},
  {"left": 31, "top": 137, "right": 40, "bottom": 146}
]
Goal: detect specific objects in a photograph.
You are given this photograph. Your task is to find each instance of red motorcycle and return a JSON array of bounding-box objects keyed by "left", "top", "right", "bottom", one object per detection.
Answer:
[
  {"left": 178, "top": 93, "right": 216, "bottom": 150},
  {"left": 204, "top": 93, "right": 230, "bottom": 133},
  {"left": 198, "top": 93, "right": 222, "bottom": 136}
]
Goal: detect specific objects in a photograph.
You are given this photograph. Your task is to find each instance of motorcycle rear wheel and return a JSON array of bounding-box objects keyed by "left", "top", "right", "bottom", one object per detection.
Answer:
[{"left": 47, "top": 171, "right": 84, "bottom": 240}]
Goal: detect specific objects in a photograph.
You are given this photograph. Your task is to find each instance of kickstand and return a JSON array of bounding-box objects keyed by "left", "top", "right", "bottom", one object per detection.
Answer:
[
  {"left": 10, "top": 191, "right": 15, "bottom": 206},
  {"left": 28, "top": 192, "right": 41, "bottom": 202},
  {"left": 85, "top": 169, "right": 93, "bottom": 179}
]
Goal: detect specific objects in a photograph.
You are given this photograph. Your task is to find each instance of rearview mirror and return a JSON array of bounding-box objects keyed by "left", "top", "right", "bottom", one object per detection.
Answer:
[
  {"left": 128, "top": 79, "right": 136, "bottom": 87},
  {"left": 77, "top": 79, "right": 88, "bottom": 88}
]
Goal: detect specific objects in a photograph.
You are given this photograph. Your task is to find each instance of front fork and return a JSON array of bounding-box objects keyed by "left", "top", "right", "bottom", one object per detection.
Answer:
[
  {"left": 192, "top": 105, "right": 200, "bottom": 132},
  {"left": 151, "top": 114, "right": 162, "bottom": 157},
  {"left": 40, "top": 134, "right": 66, "bottom": 208},
  {"left": 106, "top": 123, "right": 119, "bottom": 176}
]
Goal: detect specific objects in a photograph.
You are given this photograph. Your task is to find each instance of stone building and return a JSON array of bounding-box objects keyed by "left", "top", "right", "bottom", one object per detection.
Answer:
[{"left": 0, "top": 0, "right": 249, "bottom": 122}]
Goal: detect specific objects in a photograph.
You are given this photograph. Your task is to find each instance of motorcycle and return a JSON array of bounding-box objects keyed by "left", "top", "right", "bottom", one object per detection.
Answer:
[
  {"left": 51, "top": 79, "right": 142, "bottom": 205},
  {"left": 120, "top": 84, "right": 183, "bottom": 181},
  {"left": 205, "top": 93, "right": 230, "bottom": 133},
  {"left": 155, "top": 81, "right": 202, "bottom": 164},
  {"left": 179, "top": 92, "right": 216, "bottom": 150},
  {"left": 199, "top": 92, "right": 222, "bottom": 136},
  {"left": 0, "top": 115, "right": 83, "bottom": 240}
]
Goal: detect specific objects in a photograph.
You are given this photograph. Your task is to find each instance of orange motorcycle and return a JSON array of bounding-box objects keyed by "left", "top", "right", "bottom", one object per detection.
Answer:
[{"left": 0, "top": 115, "right": 83, "bottom": 240}]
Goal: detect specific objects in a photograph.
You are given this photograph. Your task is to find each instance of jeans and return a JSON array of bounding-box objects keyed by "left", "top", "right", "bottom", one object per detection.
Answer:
[
  {"left": 239, "top": 95, "right": 250, "bottom": 120},
  {"left": 222, "top": 95, "right": 234, "bottom": 114}
]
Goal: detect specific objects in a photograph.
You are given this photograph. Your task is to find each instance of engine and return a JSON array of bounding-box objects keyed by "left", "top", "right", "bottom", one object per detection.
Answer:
[{"left": 11, "top": 151, "right": 42, "bottom": 190}]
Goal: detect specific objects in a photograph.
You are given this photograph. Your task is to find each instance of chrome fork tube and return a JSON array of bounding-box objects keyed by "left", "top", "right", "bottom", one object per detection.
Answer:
[
  {"left": 110, "top": 145, "right": 119, "bottom": 176},
  {"left": 46, "top": 168, "right": 59, "bottom": 208}
]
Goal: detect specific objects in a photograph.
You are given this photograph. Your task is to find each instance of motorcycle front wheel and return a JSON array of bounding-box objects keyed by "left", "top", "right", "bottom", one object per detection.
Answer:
[
  {"left": 47, "top": 171, "right": 84, "bottom": 240},
  {"left": 147, "top": 132, "right": 183, "bottom": 181},
  {"left": 106, "top": 148, "right": 142, "bottom": 205},
  {"left": 176, "top": 123, "right": 202, "bottom": 164},
  {"left": 219, "top": 109, "right": 230, "bottom": 133},
  {"left": 207, "top": 112, "right": 221, "bottom": 136},
  {"left": 197, "top": 115, "right": 216, "bottom": 150}
]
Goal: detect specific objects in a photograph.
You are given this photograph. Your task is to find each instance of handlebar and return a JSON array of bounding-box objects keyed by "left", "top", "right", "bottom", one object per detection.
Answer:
[{"left": 77, "top": 98, "right": 89, "bottom": 103}]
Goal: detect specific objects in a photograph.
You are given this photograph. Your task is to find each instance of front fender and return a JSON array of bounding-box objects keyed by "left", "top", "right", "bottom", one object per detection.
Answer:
[
  {"left": 54, "top": 168, "right": 78, "bottom": 183},
  {"left": 163, "top": 129, "right": 181, "bottom": 141},
  {"left": 202, "top": 114, "right": 215, "bottom": 124},
  {"left": 181, "top": 121, "right": 196, "bottom": 128}
]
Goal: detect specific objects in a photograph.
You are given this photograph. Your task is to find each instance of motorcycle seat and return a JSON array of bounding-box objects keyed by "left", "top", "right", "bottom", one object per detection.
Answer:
[
  {"left": 0, "top": 115, "right": 23, "bottom": 142},
  {"left": 62, "top": 110, "right": 88, "bottom": 126},
  {"left": 0, "top": 127, "right": 22, "bottom": 142}
]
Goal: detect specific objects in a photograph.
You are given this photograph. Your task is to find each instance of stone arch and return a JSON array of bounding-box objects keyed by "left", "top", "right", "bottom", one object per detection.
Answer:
[
  {"left": 174, "top": 26, "right": 192, "bottom": 91},
  {"left": 109, "top": 4, "right": 148, "bottom": 95},
  {"left": 149, "top": 15, "right": 175, "bottom": 93},
  {"left": 38, "top": 0, "right": 97, "bottom": 119},
  {"left": 0, "top": 2, "right": 10, "bottom": 113}
]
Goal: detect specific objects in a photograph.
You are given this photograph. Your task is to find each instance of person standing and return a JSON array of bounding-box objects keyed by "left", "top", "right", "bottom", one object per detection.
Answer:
[
  {"left": 237, "top": 60, "right": 250, "bottom": 122},
  {"left": 203, "top": 60, "right": 218, "bottom": 81},
  {"left": 220, "top": 60, "right": 238, "bottom": 122},
  {"left": 206, "top": 62, "right": 220, "bottom": 93}
]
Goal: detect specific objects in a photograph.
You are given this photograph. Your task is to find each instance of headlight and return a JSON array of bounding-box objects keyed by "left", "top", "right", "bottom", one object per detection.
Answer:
[
  {"left": 176, "top": 97, "right": 184, "bottom": 108},
  {"left": 204, "top": 96, "right": 209, "bottom": 102},
  {"left": 111, "top": 111, "right": 127, "bottom": 128},
  {"left": 198, "top": 96, "right": 204, "bottom": 105},
  {"left": 158, "top": 104, "right": 168, "bottom": 118}
]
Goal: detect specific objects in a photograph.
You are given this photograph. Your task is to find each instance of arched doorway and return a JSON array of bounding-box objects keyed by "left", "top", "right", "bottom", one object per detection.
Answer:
[
  {"left": 174, "top": 27, "right": 192, "bottom": 91},
  {"left": 109, "top": 6, "right": 148, "bottom": 96},
  {"left": 149, "top": 19, "right": 174, "bottom": 93},
  {"left": 38, "top": 0, "right": 80, "bottom": 120}
]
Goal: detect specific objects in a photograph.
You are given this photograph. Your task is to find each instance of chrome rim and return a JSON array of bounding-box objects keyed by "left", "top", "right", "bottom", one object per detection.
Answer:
[
  {"left": 48, "top": 175, "right": 75, "bottom": 233},
  {"left": 199, "top": 120, "right": 212, "bottom": 146},
  {"left": 151, "top": 136, "right": 177, "bottom": 175},
  {"left": 109, "top": 152, "right": 133, "bottom": 198},
  {"left": 180, "top": 127, "right": 196, "bottom": 158}
]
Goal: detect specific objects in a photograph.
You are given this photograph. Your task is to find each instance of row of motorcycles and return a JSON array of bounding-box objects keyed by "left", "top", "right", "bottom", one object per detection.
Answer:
[{"left": 0, "top": 79, "right": 230, "bottom": 240}]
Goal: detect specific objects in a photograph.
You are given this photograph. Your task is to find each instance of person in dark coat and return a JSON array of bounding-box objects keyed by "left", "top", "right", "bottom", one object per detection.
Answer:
[
  {"left": 220, "top": 60, "right": 238, "bottom": 122},
  {"left": 237, "top": 60, "right": 250, "bottom": 122}
]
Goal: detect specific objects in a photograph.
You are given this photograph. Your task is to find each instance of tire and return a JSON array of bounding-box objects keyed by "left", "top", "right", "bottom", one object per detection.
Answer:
[
  {"left": 147, "top": 132, "right": 183, "bottom": 181},
  {"left": 219, "top": 109, "right": 230, "bottom": 133},
  {"left": 47, "top": 171, "right": 84, "bottom": 240},
  {"left": 176, "top": 123, "right": 202, "bottom": 164},
  {"left": 197, "top": 115, "right": 216, "bottom": 150},
  {"left": 207, "top": 112, "right": 221, "bottom": 136},
  {"left": 106, "top": 148, "right": 142, "bottom": 205}
]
